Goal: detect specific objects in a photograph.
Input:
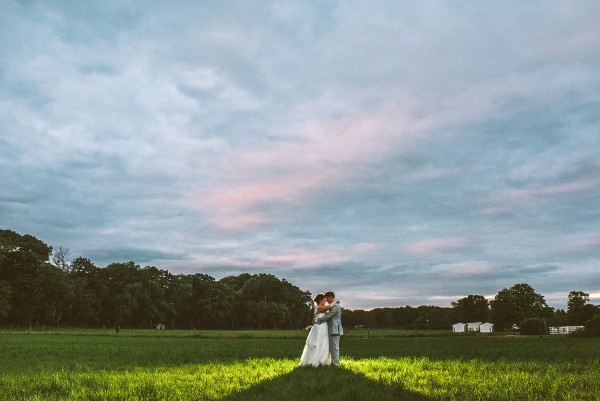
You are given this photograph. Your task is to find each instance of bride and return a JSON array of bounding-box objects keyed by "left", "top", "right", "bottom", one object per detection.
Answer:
[{"left": 299, "top": 293, "right": 336, "bottom": 366}]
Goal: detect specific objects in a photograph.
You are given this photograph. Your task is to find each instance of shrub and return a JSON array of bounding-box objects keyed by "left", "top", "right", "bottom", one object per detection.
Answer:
[
  {"left": 583, "top": 315, "right": 600, "bottom": 336},
  {"left": 519, "top": 318, "right": 545, "bottom": 335}
]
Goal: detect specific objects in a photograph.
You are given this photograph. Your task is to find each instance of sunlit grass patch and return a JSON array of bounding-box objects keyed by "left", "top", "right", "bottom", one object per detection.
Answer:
[
  {"left": 1, "top": 359, "right": 297, "bottom": 401},
  {"left": 2, "top": 331, "right": 600, "bottom": 400},
  {"left": 343, "top": 356, "right": 600, "bottom": 401}
]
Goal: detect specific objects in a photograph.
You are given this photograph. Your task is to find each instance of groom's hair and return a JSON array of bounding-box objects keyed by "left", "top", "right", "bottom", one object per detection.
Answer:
[{"left": 324, "top": 291, "right": 335, "bottom": 298}]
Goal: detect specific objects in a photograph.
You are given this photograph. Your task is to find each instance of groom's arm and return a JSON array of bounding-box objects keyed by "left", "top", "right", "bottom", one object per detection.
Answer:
[{"left": 315, "top": 304, "right": 339, "bottom": 324}]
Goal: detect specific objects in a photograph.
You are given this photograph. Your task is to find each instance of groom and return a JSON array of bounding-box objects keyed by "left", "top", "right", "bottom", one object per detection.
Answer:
[{"left": 314, "top": 291, "right": 343, "bottom": 367}]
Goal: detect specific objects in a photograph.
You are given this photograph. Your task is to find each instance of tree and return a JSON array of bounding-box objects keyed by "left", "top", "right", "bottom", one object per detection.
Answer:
[
  {"left": 490, "top": 283, "right": 551, "bottom": 331},
  {"left": 452, "top": 295, "right": 489, "bottom": 322},
  {"left": 520, "top": 317, "right": 546, "bottom": 335},
  {"left": 219, "top": 273, "right": 253, "bottom": 291},
  {"left": 101, "top": 262, "right": 144, "bottom": 327},
  {"left": 189, "top": 274, "right": 236, "bottom": 329},
  {"left": 391, "top": 306, "right": 420, "bottom": 328},
  {"left": 343, "top": 309, "right": 369, "bottom": 328},
  {"left": 567, "top": 291, "right": 599, "bottom": 325},
  {"left": 0, "top": 229, "right": 61, "bottom": 325},
  {"left": 0, "top": 230, "right": 53, "bottom": 262},
  {"left": 568, "top": 291, "right": 589, "bottom": 309},
  {"left": 236, "top": 274, "right": 311, "bottom": 329},
  {"left": 418, "top": 305, "right": 454, "bottom": 329},
  {"left": 39, "top": 266, "right": 73, "bottom": 325},
  {"left": 1, "top": 229, "right": 318, "bottom": 329},
  {"left": 168, "top": 274, "right": 194, "bottom": 329},
  {"left": 68, "top": 257, "right": 101, "bottom": 326},
  {"left": 126, "top": 266, "right": 176, "bottom": 328},
  {"left": 51, "top": 247, "right": 71, "bottom": 272},
  {"left": 365, "top": 308, "right": 395, "bottom": 328},
  {"left": 584, "top": 315, "right": 600, "bottom": 336},
  {"left": 0, "top": 280, "right": 11, "bottom": 320},
  {"left": 548, "top": 308, "right": 568, "bottom": 328}
]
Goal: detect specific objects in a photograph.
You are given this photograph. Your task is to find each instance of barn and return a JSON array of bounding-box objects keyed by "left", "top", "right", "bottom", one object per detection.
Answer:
[
  {"left": 452, "top": 323, "right": 467, "bottom": 333},
  {"left": 466, "top": 322, "right": 483, "bottom": 332},
  {"left": 479, "top": 322, "right": 494, "bottom": 333}
]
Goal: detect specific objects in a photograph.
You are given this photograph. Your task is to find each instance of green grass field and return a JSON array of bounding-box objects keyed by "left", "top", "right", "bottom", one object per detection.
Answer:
[{"left": 1, "top": 329, "right": 599, "bottom": 400}]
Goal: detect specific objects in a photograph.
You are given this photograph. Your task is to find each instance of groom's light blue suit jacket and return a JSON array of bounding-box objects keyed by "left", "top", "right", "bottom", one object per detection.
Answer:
[{"left": 316, "top": 304, "right": 343, "bottom": 336}]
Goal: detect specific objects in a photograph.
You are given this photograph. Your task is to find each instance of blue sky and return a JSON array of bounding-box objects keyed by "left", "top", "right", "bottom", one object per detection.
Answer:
[{"left": 1, "top": 1, "right": 599, "bottom": 309}]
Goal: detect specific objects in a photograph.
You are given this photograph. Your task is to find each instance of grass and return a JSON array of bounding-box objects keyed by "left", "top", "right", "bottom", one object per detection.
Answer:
[
  {"left": 0, "top": 329, "right": 599, "bottom": 400},
  {"left": 0, "top": 326, "right": 449, "bottom": 338}
]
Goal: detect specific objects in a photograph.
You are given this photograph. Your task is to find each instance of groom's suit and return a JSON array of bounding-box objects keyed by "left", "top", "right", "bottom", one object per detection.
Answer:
[{"left": 316, "top": 303, "right": 343, "bottom": 366}]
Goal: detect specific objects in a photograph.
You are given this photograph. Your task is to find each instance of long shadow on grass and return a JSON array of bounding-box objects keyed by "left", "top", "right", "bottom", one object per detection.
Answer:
[{"left": 219, "top": 365, "right": 434, "bottom": 401}]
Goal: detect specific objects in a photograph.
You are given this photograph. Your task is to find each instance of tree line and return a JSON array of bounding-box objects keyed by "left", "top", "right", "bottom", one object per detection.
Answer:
[
  {"left": 0, "top": 230, "right": 312, "bottom": 329},
  {"left": 1, "top": 229, "right": 599, "bottom": 333},
  {"left": 345, "top": 286, "right": 600, "bottom": 334}
]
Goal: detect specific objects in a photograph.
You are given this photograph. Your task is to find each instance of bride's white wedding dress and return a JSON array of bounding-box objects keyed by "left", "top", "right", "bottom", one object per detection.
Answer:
[{"left": 298, "top": 309, "right": 331, "bottom": 366}]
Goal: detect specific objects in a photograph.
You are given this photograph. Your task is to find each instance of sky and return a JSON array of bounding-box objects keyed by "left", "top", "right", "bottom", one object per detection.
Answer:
[{"left": 1, "top": 1, "right": 599, "bottom": 310}]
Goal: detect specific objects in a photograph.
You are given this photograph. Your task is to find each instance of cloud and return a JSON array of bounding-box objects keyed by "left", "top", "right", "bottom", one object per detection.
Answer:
[
  {"left": 182, "top": 101, "right": 427, "bottom": 231},
  {"left": 405, "top": 237, "right": 470, "bottom": 255},
  {"left": 482, "top": 178, "right": 599, "bottom": 216},
  {"left": 567, "top": 235, "right": 600, "bottom": 252},
  {"left": 2, "top": 1, "right": 600, "bottom": 310}
]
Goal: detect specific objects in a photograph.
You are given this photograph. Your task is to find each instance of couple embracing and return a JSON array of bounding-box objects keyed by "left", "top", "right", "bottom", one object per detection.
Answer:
[{"left": 299, "top": 291, "right": 343, "bottom": 367}]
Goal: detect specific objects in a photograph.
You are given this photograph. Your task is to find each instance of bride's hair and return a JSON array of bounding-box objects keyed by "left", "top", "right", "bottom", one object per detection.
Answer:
[{"left": 313, "top": 293, "right": 325, "bottom": 304}]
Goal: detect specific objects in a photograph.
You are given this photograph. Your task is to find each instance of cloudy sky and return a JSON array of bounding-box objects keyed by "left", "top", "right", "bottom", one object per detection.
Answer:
[{"left": 2, "top": 1, "right": 599, "bottom": 309}]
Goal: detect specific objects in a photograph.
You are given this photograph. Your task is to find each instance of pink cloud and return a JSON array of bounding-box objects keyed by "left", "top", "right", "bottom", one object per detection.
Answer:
[
  {"left": 258, "top": 241, "right": 380, "bottom": 268},
  {"left": 192, "top": 174, "right": 327, "bottom": 231},
  {"left": 260, "top": 249, "right": 344, "bottom": 268},
  {"left": 483, "top": 179, "right": 597, "bottom": 215},
  {"left": 405, "top": 236, "right": 469, "bottom": 255},
  {"left": 178, "top": 241, "right": 380, "bottom": 271},
  {"left": 566, "top": 235, "right": 600, "bottom": 251},
  {"left": 443, "top": 261, "right": 496, "bottom": 278},
  {"left": 184, "top": 72, "right": 571, "bottom": 232},
  {"left": 185, "top": 105, "right": 425, "bottom": 231}
]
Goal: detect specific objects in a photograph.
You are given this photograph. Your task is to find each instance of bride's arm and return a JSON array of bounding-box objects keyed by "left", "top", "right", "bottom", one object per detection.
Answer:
[{"left": 316, "top": 300, "right": 339, "bottom": 313}]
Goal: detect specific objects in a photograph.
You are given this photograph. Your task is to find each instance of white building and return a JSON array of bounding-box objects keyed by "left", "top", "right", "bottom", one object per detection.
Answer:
[
  {"left": 479, "top": 322, "right": 494, "bottom": 333},
  {"left": 453, "top": 322, "right": 494, "bottom": 333},
  {"left": 452, "top": 323, "right": 467, "bottom": 333},
  {"left": 466, "top": 322, "right": 483, "bottom": 332},
  {"left": 549, "top": 326, "right": 584, "bottom": 335}
]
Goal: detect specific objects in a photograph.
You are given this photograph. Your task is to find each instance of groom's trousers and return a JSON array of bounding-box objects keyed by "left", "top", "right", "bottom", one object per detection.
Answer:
[{"left": 329, "top": 334, "right": 340, "bottom": 366}]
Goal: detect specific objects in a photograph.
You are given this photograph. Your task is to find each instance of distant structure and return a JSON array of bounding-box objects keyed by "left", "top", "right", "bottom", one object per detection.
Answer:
[
  {"left": 467, "top": 322, "right": 483, "bottom": 332},
  {"left": 549, "top": 326, "right": 584, "bottom": 335},
  {"left": 156, "top": 323, "right": 166, "bottom": 330},
  {"left": 452, "top": 323, "right": 466, "bottom": 333},
  {"left": 479, "top": 322, "right": 494, "bottom": 333},
  {"left": 452, "top": 322, "right": 494, "bottom": 333}
]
